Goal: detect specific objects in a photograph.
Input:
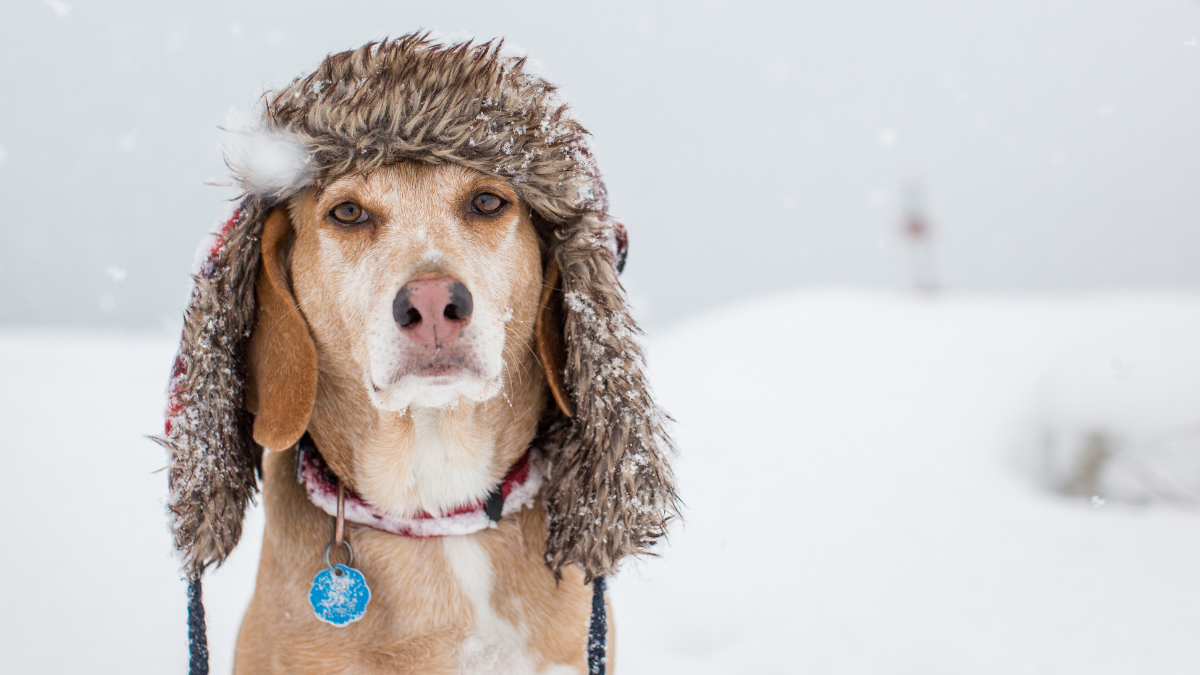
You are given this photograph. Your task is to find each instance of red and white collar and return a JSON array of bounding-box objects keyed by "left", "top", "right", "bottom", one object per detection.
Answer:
[{"left": 295, "top": 436, "right": 544, "bottom": 538}]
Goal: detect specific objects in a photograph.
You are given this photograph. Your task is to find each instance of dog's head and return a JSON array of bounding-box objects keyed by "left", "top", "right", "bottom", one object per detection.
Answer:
[
  {"left": 247, "top": 163, "right": 553, "bottom": 443},
  {"left": 161, "top": 34, "right": 675, "bottom": 581}
]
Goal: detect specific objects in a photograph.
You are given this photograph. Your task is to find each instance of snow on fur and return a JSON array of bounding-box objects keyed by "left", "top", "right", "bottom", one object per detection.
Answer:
[
  {"left": 225, "top": 34, "right": 606, "bottom": 221},
  {"left": 156, "top": 199, "right": 268, "bottom": 575},
  {"left": 542, "top": 217, "right": 676, "bottom": 579}
]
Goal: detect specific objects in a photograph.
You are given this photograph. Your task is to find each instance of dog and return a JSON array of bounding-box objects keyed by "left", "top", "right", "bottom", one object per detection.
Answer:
[
  {"left": 159, "top": 35, "right": 676, "bottom": 674},
  {"left": 240, "top": 163, "right": 591, "bottom": 672}
]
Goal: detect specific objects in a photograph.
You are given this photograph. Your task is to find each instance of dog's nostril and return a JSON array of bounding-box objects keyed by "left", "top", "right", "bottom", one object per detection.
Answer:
[
  {"left": 393, "top": 289, "right": 421, "bottom": 327},
  {"left": 446, "top": 280, "right": 473, "bottom": 320}
]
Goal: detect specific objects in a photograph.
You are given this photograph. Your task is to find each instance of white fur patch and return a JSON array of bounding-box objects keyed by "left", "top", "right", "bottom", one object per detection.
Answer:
[
  {"left": 356, "top": 406, "right": 496, "bottom": 517},
  {"left": 442, "top": 538, "right": 579, "bottom": 675},
  {"left": 409, "top": 407, "right": 493, "bottom": 512}
]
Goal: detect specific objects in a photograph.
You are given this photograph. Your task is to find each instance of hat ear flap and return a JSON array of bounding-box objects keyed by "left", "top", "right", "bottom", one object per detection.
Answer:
[
  {"left": 246, "top": 208, "right": 318, "bottom": 451},
  {"left": 159, "top": 199, "right": 274, "bottom": 574},
  {"left": 541, "top": 216, "right": 679, "bottom": 582},
  {"left": 535, "top": 256, "right": 574, "bottom": 418}
]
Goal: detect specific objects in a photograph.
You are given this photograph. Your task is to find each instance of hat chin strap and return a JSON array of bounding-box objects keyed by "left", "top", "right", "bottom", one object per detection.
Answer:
[{"left": 186, "top": 574, "right": 209, "bottom": 675}]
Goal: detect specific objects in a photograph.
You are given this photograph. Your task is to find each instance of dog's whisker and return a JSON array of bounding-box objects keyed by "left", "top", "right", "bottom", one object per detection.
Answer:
[{"left": 514, "top": 334, "right": 539, "bottom": 378}]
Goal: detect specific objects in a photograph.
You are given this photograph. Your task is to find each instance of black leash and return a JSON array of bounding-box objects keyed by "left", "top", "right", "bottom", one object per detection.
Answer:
[
  {"left": 588, "top": 575, "right": 608, "bottom": 675},
  {"left": 187, "top": 573, "right": 210, "bottom": 675}
]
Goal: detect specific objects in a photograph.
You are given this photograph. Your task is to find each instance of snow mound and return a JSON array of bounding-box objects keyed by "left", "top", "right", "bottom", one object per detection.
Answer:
[
  {"left": 612, "top": 290, "right": 1200, "bottom": 674},
  {"left": 1026, "top": 299, "right": 1200, "bottom": 504}
]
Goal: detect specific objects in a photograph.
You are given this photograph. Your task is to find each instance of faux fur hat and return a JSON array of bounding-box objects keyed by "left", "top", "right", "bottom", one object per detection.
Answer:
[{"left": 158, "top": 33, "right": 677, "bottom": 581}]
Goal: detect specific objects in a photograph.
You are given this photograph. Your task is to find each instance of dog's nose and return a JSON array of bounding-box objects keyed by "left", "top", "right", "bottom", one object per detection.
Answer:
[{"left": 392, "top": 276, "right": 473, "bottom": 346}]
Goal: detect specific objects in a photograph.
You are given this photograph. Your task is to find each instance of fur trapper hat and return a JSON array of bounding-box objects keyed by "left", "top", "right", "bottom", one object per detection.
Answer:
[{"left": 158, "top": 33, "right": 677, "bottom": 581}]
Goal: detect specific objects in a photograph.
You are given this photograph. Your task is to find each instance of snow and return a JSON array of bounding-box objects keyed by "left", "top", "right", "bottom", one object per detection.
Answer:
[
  {"left": 611, "top": 291, "right": 1200, "bottom": 673},
  {"left": 2, "top": 291, "right": 1199, "bottom": 673},
  {"left": 1021, "top": 299, "right": 1200, "bottom": 503},
  {"left": 42, "top": 0, "right": 70, "bottom": 18}
]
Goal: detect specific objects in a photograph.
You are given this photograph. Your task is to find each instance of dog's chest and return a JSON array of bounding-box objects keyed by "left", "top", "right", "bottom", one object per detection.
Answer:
[{"left": 441, "top": 538, "right": 579, "bottom": 675}]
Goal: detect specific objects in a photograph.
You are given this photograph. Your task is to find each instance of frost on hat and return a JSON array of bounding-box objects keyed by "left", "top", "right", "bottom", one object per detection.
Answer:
[{"left": 158, "top": 33, "right": 676, "bottom": 581}]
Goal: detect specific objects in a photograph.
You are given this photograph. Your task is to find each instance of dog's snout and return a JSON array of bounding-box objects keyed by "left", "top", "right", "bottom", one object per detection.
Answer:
[{"left": 393, "top": 277, "right": 473, "bottom": 345}]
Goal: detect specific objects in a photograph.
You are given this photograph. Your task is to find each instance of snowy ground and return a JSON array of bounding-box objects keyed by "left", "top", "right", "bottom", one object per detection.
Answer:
[{"left": 2, "top": 291, "right": 1199, "bottom": 674}]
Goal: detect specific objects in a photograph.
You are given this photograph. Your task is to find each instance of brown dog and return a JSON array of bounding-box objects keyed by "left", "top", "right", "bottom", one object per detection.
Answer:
[
  {"left": 160, "top": 35, "right": 676, "bottom": 675},
  {"left": 239, "top": 163, "right": 592, "bottom": 673}
]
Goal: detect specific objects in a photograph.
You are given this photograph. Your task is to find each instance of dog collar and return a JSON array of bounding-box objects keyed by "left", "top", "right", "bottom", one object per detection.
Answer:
[{"left": 295, "top": 434, "right": 544, "bottom": 538}]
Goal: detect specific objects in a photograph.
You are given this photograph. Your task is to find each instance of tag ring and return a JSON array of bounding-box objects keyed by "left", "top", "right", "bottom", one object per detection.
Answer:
[{"left": 323, "top": 540, "right": 355, "bottom": 569}]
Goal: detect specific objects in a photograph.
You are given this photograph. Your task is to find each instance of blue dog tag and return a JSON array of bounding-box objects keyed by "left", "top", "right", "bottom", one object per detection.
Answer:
[{"left": 309, "top": 564, "right": 371, "bottom": 626}]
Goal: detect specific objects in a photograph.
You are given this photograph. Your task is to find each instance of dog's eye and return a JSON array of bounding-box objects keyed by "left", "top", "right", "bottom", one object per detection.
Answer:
[
  {"left": 330, "top": 201, "right": 367, "bottom": 225},
  {"left": 471, "top": 192, "right": 506, "bottom": 215}
]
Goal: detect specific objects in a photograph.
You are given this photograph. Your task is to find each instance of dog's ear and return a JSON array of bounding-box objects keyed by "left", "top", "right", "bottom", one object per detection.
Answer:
[
  {"left": 245, "top": 208, "right": 318, "bottom": 451},
  {"left": 540, "top": 216, "right": 679, "bottom": 582},
  {"left": 535, "top": 256, "right": 574, "bottom": 418}
]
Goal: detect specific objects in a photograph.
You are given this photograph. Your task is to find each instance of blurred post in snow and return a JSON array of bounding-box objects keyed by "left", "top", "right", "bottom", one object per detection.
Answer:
[{"left": 902, "top": 183, "right": 939, "bottom": 293}]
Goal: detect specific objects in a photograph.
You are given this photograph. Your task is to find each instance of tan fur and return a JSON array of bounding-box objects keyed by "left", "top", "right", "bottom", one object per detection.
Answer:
[
  {"left": 246, "top": 209, "right": 318, "bottom": 450},
  {"left": 237, "top": 452, "right": 599, "bottom": 674},
  {"left": 236, "top": 163, "right": 605, "bottom": 674},
  {"left": 535, "top": 258, "right": 572, "bottom": 418}
]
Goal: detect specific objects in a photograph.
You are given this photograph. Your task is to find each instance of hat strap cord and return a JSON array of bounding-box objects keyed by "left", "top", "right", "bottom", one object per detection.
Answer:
[
  {"left": 187, "top": 572, "right": 210, "bottom": 675},
  {"left": 587, "top": 575, "right": 608, "bottom": 675}
]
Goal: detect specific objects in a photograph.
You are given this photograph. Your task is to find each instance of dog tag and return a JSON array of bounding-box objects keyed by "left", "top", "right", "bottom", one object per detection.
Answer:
[{"left": 309, "top": 564, "right": 371, "bottom": 626}]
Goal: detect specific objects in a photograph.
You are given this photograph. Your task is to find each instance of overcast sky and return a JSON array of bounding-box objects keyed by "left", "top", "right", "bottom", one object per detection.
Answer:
[{"left": 3, "top": 0, "right": 1199, "bottom": 329}]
